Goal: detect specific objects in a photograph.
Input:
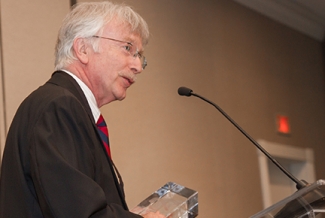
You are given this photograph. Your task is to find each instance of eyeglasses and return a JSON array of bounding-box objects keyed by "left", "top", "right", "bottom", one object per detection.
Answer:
[{"left": 92, "top": 35, "right": 147, "bottom": 70}]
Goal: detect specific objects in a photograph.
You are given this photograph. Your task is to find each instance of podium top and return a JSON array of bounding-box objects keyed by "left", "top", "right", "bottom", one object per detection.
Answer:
[{"left": 251, "top": 179, "right": 325, "bottom": 218}]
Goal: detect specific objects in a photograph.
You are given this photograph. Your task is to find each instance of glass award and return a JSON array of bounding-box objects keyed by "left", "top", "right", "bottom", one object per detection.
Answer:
[{"left": 131, "top": 182, "right": 198, "bottom": 218}]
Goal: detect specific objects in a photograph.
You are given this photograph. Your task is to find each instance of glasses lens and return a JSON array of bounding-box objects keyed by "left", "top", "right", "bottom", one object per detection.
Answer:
[{"left": 142, "top": 56, "right": 147, "bottom": 70}]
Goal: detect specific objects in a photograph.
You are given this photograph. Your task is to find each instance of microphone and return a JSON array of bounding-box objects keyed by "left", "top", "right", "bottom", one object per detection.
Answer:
[
  {"left": 177, "top": 86, "right": 307, "bottom": 190},
  {"left": 178, "top": 87, "right": 193, "bottom": 97}
]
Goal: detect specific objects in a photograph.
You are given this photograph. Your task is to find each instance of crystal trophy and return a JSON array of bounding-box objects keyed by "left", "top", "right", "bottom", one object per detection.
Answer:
[{"left": 131, "top": 182, "right": 198, "bottom": 218}]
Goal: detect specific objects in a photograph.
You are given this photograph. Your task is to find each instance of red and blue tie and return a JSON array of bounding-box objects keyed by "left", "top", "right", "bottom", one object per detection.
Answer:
[
  {"left": 96, "top": 114, "right": 111, "bottom": 158},
  {"left": 97, "top": 115, "right": 126, "bottom": 193}
]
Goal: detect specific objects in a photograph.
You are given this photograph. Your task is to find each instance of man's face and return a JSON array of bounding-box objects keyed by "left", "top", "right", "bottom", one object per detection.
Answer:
[{"left": 86, "top": 20, "right": 144, "bottom": 107}]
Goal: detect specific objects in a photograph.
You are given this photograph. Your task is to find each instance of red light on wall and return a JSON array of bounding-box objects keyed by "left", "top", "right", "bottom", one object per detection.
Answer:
[{"left": 276, "top": 115, "right": 290, "bottom": 134}]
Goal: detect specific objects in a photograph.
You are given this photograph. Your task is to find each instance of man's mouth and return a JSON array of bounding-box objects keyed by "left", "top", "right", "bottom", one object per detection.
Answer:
[{"left": 119, "top": 72, "right": 137, "bottom": 85}]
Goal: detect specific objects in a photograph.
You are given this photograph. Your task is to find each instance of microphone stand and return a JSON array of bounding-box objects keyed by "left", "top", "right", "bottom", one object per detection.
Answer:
[
  {"left": 178, "top": 86, "right": 325, "bottom": 218},
  {"left": 186, "top": 89, "right": 306, "bottom": 189}
]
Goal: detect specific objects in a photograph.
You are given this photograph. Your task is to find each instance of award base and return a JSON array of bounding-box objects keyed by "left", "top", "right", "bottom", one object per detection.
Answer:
[{"left": 131, "top": 182, "right": 198, "bottom": 218}]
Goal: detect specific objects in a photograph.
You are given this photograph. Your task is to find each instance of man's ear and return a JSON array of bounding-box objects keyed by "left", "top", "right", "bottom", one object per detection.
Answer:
[{"left": 73, "top": 38, "right": 89, "bottom": 64}]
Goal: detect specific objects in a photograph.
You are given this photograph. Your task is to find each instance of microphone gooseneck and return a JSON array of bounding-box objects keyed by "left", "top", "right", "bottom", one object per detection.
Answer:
[{"left": 178, "top": 86, "right": 307, "bottom": 190}]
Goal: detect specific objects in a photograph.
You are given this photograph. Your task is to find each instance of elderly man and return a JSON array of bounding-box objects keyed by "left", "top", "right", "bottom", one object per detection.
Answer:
[{"left": 0, "top": 2, "right": 165, "bottom": 218}]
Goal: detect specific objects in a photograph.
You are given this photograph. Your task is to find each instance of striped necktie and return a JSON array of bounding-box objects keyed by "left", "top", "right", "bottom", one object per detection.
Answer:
[
  {"left": 96, "top": 114, "right": 111, "bottom": 158},
  {"left": 96, "top": 115, "right": 125, "bottom": 197}
]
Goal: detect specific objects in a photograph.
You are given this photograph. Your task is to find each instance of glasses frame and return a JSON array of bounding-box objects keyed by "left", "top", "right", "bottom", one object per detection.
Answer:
[{"left": 92, "top": 35, "right": 147, "bottom": 70}]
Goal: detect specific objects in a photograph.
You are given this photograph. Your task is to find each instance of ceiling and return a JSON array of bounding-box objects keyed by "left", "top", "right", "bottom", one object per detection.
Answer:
[{"left": 233, "top": 0, "right": 325, "bottom": 42}]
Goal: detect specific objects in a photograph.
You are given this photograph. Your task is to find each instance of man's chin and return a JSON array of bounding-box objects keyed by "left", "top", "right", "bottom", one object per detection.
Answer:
[
  {"left": 116, "top": 92, "right": 127, "bottom": 101},
  {"left": 117, "top": 96, "right": 126, "bottom": 101},
  {"left": 112, "top": 86, "right": 128, "bottom": 101}
]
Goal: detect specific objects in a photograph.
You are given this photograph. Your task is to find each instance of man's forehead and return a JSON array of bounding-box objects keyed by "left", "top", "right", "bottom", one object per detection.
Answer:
[{"left": 102, "top": 21, "right": 142, "bottom": 44}]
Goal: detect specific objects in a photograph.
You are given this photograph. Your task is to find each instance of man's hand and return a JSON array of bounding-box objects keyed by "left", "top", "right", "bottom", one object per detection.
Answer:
[{"left": 142, "top": 211, "right": 166, "bottom": 218}]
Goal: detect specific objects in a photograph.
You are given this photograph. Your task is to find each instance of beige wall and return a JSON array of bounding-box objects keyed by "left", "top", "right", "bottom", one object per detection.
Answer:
[
  {"left": 0, "top": 35, "right": 4, "bottom": 162},
  {"left": 1, "top": 0, "right": 325, "bottom": 217},
  {"left": 0, "top": 0, "right": 70, "bottom": 159},
  {"left": 1, "top": 0, "right": 70, "bottom": 124}
]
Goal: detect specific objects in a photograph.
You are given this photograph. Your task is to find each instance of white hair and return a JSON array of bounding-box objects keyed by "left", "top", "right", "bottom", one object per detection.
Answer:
[{"left": 54, "top": 1, "right": 149, "bottom": 70}]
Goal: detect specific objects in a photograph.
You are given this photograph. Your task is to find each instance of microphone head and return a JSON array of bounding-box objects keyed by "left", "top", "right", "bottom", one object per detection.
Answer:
[{"left": 178, "top": 87, "right": 193, "bottom": 96}]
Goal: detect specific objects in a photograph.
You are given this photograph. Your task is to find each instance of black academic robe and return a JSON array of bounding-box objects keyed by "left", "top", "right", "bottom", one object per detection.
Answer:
[{"left": 0, "top": 71, "right": 142, "bottom": 218}]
